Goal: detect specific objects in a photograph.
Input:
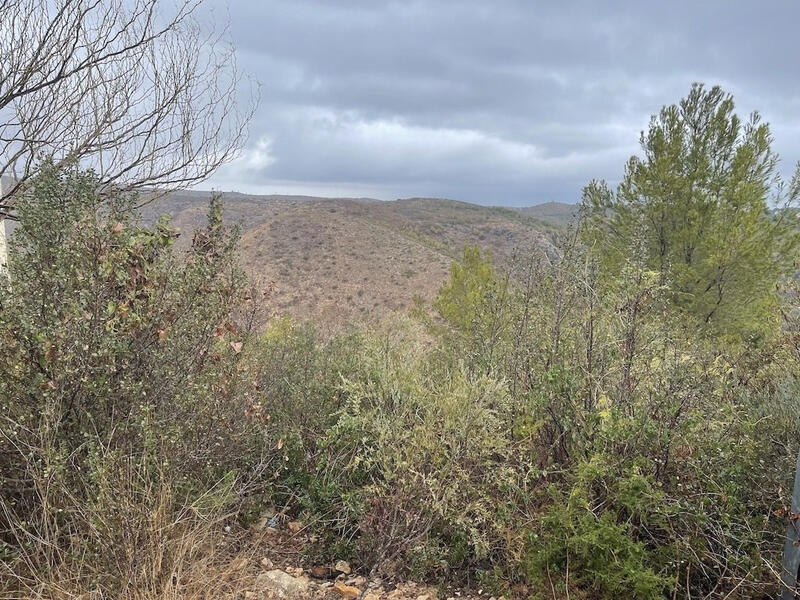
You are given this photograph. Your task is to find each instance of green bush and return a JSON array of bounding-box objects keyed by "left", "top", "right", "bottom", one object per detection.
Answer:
[
  {"left": 249, "top": 229, "right": 800, "bottom": 598},
  {"left": 278, "top": 317, "right": 531, "bottom": 580},
  {"left": 0, "top": 166, "right": 271, "bottom": 595},
  {"left": 449, "top": 229, "right": 799, "bottom": 597}
]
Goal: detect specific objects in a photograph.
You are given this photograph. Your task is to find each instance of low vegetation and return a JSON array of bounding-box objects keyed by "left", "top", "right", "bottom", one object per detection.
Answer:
[{"left": 2, "top": 87, "right": 800, "bottom": 599}]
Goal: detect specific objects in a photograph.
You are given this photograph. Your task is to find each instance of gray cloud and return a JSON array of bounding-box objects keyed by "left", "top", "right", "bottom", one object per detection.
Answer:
[{"left": 205, "top": 0, "right": 800, "bottom": 205}]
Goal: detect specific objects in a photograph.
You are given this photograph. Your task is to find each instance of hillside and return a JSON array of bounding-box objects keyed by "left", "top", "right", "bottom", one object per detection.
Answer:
[
  {"left": 513, "top": 201, "right": 577, "bottom": 225},
  {"left": 142, "top": 192, "right": 560, "bottom": 328}
]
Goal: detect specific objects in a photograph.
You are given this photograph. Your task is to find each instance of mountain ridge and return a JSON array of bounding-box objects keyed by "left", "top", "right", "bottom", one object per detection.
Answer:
[{"left": 142, "top": 191, "right": 571, "bottom": 327}]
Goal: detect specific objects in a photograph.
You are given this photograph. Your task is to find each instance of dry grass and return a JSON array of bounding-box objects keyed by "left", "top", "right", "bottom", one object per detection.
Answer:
[{"left": 1, "top": 461, "right": 259, "bottom": 600}]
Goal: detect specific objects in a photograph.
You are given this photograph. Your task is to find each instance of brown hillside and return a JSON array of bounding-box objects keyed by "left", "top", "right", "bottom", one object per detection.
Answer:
[{"left": 141, "top": 192, "right": 559, "bottom": 328}]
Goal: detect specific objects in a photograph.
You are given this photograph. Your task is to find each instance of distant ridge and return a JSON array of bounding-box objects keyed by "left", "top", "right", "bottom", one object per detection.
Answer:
[
  {"left": 141, "top": 191, "right": 562, "bottom": 328},
  {"left": 514, "top": 201, "right": 577, "bottom": 225}
]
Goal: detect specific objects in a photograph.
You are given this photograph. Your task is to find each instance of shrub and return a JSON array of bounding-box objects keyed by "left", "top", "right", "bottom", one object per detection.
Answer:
[
  {"left": 283, "top": 317, "right": 532, "bottom": 581},
  {"left": 0, "top": 166, "right": 271, "bottom": 596},
  {"left": 248, "top": 231, "right": 800, "bottom": 598},
  {"left": 445, "top": 229, "right": 800, "bottom": 598}
]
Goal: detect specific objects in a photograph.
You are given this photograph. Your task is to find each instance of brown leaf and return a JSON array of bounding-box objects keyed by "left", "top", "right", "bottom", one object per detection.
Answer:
[
  {"left": 230, "top": 341, "right": 243, "bottom": 354},
  {"left": 111, "top": 222, "right": 124, "bottom": 234},
  {"left": 276, "top": 439, "right": 284, "bottom": 450},
  {"left": 158, "top": 329, "right": 168, "bottom": 343}
]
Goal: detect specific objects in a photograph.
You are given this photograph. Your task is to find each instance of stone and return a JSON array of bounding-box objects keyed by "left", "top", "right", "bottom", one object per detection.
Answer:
[
  {"left": 255, "top": 569, "right": 312, "bottom": 599},
  {"left": 364, "top": 594, "right": 381, "bottom": 600},
  {"left": 260, "top": 557, "right": 274, "bottom": 570},
  {"left": 345, "top": 576, "right": 366, "bottom": 588},
  {"left": 333, "top": 582, "right": 361, "bottom": 599},
  {"left": 287, "top": 520, "right": 303, "bottom": 533},
  {"left": 334, "top": 560, "right": 352, "bottom": 575}
]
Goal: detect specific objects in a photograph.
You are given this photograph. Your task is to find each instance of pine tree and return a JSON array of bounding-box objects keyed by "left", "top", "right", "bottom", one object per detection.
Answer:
[{"left": 581, "top": 83, "right": 800, "bottom": 341}]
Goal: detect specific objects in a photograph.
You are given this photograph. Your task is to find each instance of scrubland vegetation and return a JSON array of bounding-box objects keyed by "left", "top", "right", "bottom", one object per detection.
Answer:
[{"left": 2, "top": 86, "right": 800, "bottom": 599}]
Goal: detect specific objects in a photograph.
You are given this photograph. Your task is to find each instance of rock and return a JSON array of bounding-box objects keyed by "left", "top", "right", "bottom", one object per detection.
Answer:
[
  {"left": 287, "top": 520, "right": 303, "bottom": 533},
  {"left": 364, "top": 594, "right": 381, "bottom": 600},
  {"left": 334, "top": 560, "right": 352, "bottom": 575},
  {"left": 417, "top": 595, "right": 430, "bottom": 600},
  {"left": 333, "top": 582, "right": 361, "bottom": 599},
  {"left": 345, "top": 576, "right": 366, "bottom": 588},
  {"left": 286, "top": 566, "right": 304, "bottom": 577},
  {"left": 260, "top": 557, "right": 274, "bottom": 570},
  {"left": 255, "top": 569, "right": 312, "bottom": 599}
]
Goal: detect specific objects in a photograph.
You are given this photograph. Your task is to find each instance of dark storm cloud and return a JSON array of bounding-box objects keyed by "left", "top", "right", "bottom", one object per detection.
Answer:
[{"left": 206, "top": 0, "right": 800, "bottom": 205}]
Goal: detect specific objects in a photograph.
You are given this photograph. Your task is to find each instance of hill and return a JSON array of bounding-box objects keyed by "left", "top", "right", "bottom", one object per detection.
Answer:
[
  {"left": 142, "top": 192, "right": 560, "bottom": 328},
  {"left": 513, "top": 201, "right": 577, "bottom": 225}
]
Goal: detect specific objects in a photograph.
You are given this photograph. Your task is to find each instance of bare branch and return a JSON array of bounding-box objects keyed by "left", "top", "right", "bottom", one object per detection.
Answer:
[{"left": 0, "top": 0, "right": 258, "bottom": 218}]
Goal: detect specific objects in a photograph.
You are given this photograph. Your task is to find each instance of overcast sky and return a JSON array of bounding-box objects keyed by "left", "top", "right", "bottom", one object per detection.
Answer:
[{"left": 203, "top": 0, "right": 800, "bottom": 206}]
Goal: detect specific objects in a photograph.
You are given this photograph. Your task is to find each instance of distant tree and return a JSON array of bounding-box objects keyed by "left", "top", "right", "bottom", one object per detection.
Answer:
[
  {"left": 436, "top": 246, "right": 497, "bottom": 331},
  {"left": 434, "top": 245, "right": 511, "bottom": 373},
  {"left": 581, "top": 84, "right": 800, "bottom": 340}
]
